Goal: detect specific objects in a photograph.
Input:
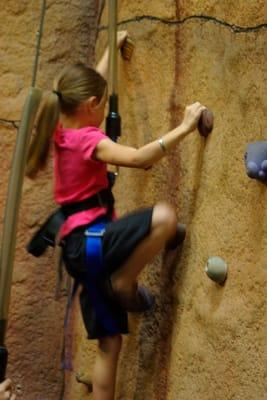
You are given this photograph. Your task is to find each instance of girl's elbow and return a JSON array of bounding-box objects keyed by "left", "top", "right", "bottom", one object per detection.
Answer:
[{"left": 131, "top": 154, "right": 150, "bottom": 169}]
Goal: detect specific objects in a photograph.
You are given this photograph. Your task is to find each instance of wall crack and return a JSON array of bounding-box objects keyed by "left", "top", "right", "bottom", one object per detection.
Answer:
[
  {"left": 99, "top": 14, "right": 267, "bottom": 34},
  {"left": 0, "top": 118, "right": 19, "bottom": 129}
]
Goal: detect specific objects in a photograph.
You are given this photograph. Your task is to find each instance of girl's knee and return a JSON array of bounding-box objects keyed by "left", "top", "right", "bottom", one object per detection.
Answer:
[
  {"left": 98, "top": 334, "right": 122, "bottom": 355},
  {"left": 152, "top": 202, "right": 177, "bottom": 235}
]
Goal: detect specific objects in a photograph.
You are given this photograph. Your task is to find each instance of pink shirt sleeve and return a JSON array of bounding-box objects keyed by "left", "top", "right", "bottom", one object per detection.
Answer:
[{"left": 80, "top": 127, "right": 108, "bottom": 160}]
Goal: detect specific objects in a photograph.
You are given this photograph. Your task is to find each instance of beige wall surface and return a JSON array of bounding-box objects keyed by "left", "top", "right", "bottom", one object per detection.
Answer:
[
  {"left": 0, "top": 1, "right": 266, "bottom": 400},
  {"left": 0, "top": 1, "right": 102, "bottom": 399},
  {"left": 95, "top": 2, "right": 266, "bottom": 400}
]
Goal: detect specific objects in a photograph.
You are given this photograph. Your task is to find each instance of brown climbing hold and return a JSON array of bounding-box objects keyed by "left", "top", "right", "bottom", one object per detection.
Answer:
[
  {"left": 198, "top": 109, "right": 214, "bottom": 137},
  {"left": 121, "top": 37, "right": 135, "bottom": 60}
]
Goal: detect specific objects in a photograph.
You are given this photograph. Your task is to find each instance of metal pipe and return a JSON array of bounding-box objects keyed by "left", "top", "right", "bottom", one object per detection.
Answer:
[
  {"left": 0, "top": 87, "right": 42, "bottom": 381},
  {"left": 108, "top": 0, "right": 118, "bottom": 95},
  {"left": 0, "top": 87, "right": 42, "bottom": 340},
  {"left": 0, "top": 0, "right": 45, "bottom": 379},
  {"left": 106, "top": 0, "right": 121, "bottom": 141}
]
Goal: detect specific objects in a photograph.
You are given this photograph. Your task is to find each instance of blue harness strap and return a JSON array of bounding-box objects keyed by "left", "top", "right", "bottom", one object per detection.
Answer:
[{"left": 84, "top": 219, "right": 120, "bottom": 335}]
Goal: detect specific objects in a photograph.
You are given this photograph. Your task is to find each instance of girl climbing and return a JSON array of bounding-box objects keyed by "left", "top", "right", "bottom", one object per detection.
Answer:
[{"left": 27, "top": 31, "right": 206, "bottom": 400}]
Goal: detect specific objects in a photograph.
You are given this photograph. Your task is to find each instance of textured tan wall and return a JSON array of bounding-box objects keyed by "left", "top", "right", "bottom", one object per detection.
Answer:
[
  {"left": 0, "top": 1, "right": 102, "bottom": 399},
  {"left": 74, "top": 1, "right": 266, "bottom": 400},
  {"left": 1, "top": 1, "right": 266, "bottom": 400}
]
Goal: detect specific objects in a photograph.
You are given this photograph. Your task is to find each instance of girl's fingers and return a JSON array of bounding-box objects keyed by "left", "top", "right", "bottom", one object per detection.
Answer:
[
  {"left": 182, "top": 102, "right": 208, "bottom": 133},
  {"left": 117, "top": 30, "right": 128, "bottom": 39},
  {"left": 117, "top": 31, "right": 128, "bottom": 48},
  {"left": 0, "top": 380, "right": 16, "bottom": 400},
  {"left": 0, "top": 380, "right": 12, "bottom": 391},
  {"left": 191, "top": 103, "right": 207, "bottom": 119},
  {"left": 197, "top": 105, "right": 207, "bottom": 117},
  {"left": 4, "top": 390, "right": 11, "bottom": 399}
]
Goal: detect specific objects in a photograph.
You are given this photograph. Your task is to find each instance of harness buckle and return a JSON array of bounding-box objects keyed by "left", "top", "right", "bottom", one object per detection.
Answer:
[{"left": 84, "top": 228, "right": 106, "bottom": 237}]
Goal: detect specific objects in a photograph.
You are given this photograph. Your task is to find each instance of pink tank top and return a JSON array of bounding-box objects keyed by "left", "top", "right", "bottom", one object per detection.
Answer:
[{"left": 53, "top": 125, "right": 110, "bottom": 238}]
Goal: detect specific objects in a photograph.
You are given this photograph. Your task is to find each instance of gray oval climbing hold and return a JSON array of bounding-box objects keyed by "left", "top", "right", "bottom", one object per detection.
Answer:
[{"left": 205, "top": 256, "right": 228, "bottom": 284}]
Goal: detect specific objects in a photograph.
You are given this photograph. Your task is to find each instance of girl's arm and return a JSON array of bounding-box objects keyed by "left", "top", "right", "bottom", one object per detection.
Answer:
[
  {"left": 96, "top": 31, "right": 128, "bottom": 79},
  {"left": 94, "top": 102, "right": 206, "bottom": 169}
]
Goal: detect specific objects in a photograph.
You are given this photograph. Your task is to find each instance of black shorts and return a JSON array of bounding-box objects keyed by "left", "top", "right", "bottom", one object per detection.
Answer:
[{"left": 62, "top": 207, "right": 153, "bottom": 339}]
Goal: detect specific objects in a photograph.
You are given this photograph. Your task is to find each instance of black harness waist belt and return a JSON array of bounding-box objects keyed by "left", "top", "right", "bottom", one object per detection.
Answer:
[
  {"left": 61, "top": 188, "right": 114, "bottom": 217},
  {"left": 26, "top": 188, "right": 114, "bottom": 257}
]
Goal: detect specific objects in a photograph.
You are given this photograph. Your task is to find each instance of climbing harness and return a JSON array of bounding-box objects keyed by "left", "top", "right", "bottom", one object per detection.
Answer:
[
  {"left": 26, "top": 188, "right": 118, "bottom": 333},
  {"left": 26, "top": 187, "right": 114, "bottom": 257}
]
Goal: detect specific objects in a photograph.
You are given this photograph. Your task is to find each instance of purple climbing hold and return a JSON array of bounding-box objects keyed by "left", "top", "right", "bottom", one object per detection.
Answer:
[
  {"left": 246, "top": 161, "right": 259, "bottom": 178},
  {"left": 261, "top": 160, "right": 267, "bottom": 172},
  {"left": 245, "top": 142, "right": 267, "bottom": 183},
  {"left": 258, "top": 170, "right": 267, "bottom": 180}
]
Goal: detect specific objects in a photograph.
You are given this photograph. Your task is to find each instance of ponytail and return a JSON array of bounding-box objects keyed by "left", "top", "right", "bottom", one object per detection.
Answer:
[{"left": 26, "top": 91, "right": 59, "bottom": 178}]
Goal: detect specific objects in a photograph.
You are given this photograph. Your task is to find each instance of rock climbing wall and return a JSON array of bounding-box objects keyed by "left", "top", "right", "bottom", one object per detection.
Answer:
[
  {"left": 76, "top": 1, "right": 266, "bottom": 399},
  {"left": 1, "top": 1, "right": 266, "bottom": 400},
  {"left": 0, "top": 1, "right": 102, "bottom": 399}
]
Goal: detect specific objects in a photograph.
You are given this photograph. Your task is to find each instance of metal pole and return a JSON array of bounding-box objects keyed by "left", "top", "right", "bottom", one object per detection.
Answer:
[
  {"left": 0, "top": 87, "right": 42, "bottom": 374},
  {"left": 108, "top": 0, "right": 118, "bottom": 95},
  {"left": 106, "top": 0, "right": 121, "bottom": 141},
  {"left": 0, "top": 87, "right": 42, "bottom": 332},
  {"left": 0, "top": 0, "right": 45, "bottom": 380}
]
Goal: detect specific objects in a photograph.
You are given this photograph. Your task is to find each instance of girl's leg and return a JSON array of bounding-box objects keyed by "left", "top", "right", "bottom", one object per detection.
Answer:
[
  {"left": 111, "top": 202, "right": 178, "bottom": 295},
  {"left": 92, "top": 334, "right": 122, "bottom": 400}
]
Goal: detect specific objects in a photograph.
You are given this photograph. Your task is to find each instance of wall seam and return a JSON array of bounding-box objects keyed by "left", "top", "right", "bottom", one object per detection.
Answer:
[{"left": 99, "top": 14, "right": 267, "bottom": 34}]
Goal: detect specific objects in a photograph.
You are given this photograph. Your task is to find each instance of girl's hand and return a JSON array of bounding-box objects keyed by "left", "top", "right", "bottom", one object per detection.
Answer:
[
  {"left": 96, "top": 31, "right": 129, "bottom": 78},
  {"left": 181, "top": 102, "right": 206, "bottom": 134},
  {"left": 117, "top": 31, "right": 128, "bottom": 49},
  {"left": 0, "top": 379, "right": 16, "bottom": 400}
]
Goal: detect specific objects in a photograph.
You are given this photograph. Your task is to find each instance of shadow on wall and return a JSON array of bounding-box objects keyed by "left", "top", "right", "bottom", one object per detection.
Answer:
[{"left": 133, "top": 249, "right": 185, "bottom": 400}]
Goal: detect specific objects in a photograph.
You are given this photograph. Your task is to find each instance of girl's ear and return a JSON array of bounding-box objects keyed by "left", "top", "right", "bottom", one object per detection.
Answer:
[{"left": 86, "top": 96, "right": 98, "bottom": 113}]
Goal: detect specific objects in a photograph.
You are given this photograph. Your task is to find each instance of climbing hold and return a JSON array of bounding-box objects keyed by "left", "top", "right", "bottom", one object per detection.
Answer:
[
  {"left": 261, "top": 159, "right": 267, "bottom": 172},
  {"left": 205, "top": 256, "right": 228, "bottom": 285},
  {"left": 244, "top": 141, "right": 267, "bottom": 183},
  {"left": 246, "top": 161, "right": 259, "bottom": 178},
  {"left": 198, "top": 109, "right": 214, "bottom": 137},
  {"left": 121, "top": 37, "right": 135, "bottom": 61},
  {"left": 258, "top": 170, "right": 267, "bottom": 181}
]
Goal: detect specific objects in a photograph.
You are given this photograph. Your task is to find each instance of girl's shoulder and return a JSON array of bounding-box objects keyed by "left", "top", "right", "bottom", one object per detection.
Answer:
[
  {"left": 77, "top": 127, "right": 108, "bottom": 160},
  {"left": 79, "top": 126, "right": 107, "bottom": 139},
  {"left": 78, "top": 126, "right": 107, "bottom": 148},
  {"left": 54, "top": 125, "right": 107, "bottom": 145}
]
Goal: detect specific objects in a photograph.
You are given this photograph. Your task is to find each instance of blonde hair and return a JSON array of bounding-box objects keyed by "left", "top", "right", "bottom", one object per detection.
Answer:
[{"left": 26, "top": 63, "right": 107, "bottom": 178}]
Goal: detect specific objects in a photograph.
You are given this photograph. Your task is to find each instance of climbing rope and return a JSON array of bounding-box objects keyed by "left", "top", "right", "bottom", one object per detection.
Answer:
[
  {"left": 32, "top": 0, "right": 46, "bottom": 87},
  {"left": 0, "top": 0, "right": 47, "bottom": 383}
]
